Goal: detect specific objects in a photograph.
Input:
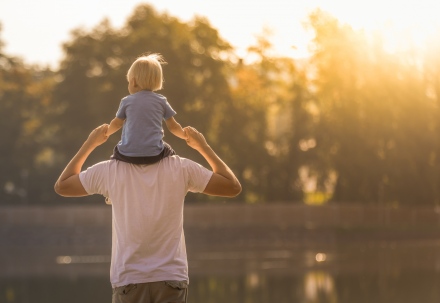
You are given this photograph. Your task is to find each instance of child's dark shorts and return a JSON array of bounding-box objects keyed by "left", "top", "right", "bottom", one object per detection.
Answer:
[{"left": 111, "top": 142, "right": 176, "bottom": 165}]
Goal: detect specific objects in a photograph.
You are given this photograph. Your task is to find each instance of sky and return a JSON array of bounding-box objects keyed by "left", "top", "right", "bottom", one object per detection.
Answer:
[{"left": 1, "top": 0, "right": 439, "bottom": 68}]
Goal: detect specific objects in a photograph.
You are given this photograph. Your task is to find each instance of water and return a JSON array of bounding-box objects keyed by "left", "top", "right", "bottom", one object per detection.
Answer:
[
  {"left": 2, "top": 242, "right": 440, "bottom": 303},
  {"left": 4, "top": 270, "right": 440, "bottom": 303},
  {"left": 2, "top": 205, "right": 440, "bottom": 303}
]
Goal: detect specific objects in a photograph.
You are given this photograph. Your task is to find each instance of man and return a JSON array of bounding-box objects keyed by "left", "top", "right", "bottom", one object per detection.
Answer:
[{"left": 54, "top": 124, "right": 241, "bottom": 303}]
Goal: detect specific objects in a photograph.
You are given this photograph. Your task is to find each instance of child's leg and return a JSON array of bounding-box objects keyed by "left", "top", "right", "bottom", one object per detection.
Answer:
[
  {"left": 110, "top": 143, "right": 176, "bottom": 165},
  {"left": 162, "top": 141, "right": 176, "bottom": 157}
]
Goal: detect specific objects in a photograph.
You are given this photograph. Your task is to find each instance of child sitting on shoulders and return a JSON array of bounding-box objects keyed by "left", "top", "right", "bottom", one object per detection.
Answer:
[
  {"left": 107, "top": 53, "right": 186, "bottom": 161},
  {"left": 105, "top": 54, "right": 187, "bottom": 203}
]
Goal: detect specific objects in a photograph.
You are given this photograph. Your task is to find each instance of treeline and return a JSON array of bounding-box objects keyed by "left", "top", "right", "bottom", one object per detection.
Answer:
[{"left": 1, "top": 5, "right": 440, "bottom": 206}]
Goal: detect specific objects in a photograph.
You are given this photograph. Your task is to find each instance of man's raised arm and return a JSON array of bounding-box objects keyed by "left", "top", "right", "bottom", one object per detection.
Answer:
[
  {"left": 184, "top": 126, "right": 242, "bottom": 197},
  {"left": 54, "top": 124, "right": 109, "bottom": 197}
]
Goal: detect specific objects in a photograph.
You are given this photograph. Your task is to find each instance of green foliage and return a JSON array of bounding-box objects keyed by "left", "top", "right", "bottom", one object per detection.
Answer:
[
  {"left": 0, "top": 33, "right": 58, "bottom": 204},
  {"left": 216, "top": 34, "right": 312, "bottom": 203},
  {"left": 2, "top": 6, "right": 440, "bottom": 206},
  {"left": 308, "top": 9, "right": 440, "bottom": 205},
  {"left": 52, "top": 4, "right": 235, "bottom": 202}
]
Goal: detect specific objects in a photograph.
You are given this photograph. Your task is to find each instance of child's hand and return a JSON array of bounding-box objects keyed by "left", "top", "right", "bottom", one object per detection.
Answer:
[{"left": 184, "top": 126, "right": 208, "bottom": 151}]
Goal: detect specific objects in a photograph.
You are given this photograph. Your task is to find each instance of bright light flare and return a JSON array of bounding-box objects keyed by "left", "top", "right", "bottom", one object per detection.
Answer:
[
  {"left": 311, "top": 0, "right": 440, "bottom": 54},
  {"left": 56, "top": 255, "right": 110, "bottom": 264},
  {"left": 315, "top": 253, "right": 327, "bottom": 262}
]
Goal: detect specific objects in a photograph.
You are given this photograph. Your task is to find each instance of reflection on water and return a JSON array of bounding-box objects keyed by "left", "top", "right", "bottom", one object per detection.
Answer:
[
  {"left": 2, "top": 245, "right": 440, "bottom": 303},
  {"left": 3, "top": 269, "right": 440, "bottom": 303},
  {"left": 3, "top": 205, "right": 440, "bottom": 303},
  {"left": 56, "top": 255, "right": 111, "bottom": 264},
  {"left": 304, "top": 271, "right": 336, "bottom": 302},
  {"left": 315, "top": 253, "right": 327, "bottom": 262},
  {"left": 189, "top": 269, "right": 440, "bottom": 303},
  {"left": 1, "top": 277, "right": 110, "bottom": 303}
]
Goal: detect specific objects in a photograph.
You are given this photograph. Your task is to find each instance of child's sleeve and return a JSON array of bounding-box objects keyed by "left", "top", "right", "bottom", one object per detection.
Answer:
[
  {"left": 116, "top": 98, "right": 127, "bottom": 119},
  {"left": 163, "top": 98, "right": 177, "bottom": 120}
]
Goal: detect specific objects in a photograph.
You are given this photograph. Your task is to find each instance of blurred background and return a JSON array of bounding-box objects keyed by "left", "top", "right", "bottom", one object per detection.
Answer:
[{"left": 1, "top": 1, "right": 440, "bottom": 302}]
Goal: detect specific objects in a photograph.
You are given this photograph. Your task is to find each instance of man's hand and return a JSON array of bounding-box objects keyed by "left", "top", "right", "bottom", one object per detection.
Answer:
[
  {"left": 184, "top": 126, "right": 208, "bottom": 151},
  {"left": 183, "top": 126, "right": 241, "bottom": 197},
  {"left": 86, "top": 124, "right": 109, "bottom": 148}
]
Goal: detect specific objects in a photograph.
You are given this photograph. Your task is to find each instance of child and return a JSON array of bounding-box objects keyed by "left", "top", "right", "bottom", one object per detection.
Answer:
[
  {"left": 105, "top": 54, "right": 186, "bottom": 204},
  {"left": 106, "top": 53, "right": 186, "bottom": 158}
]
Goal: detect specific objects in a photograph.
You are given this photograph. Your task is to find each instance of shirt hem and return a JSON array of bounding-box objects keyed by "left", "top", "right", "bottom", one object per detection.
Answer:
[{"left": 111, "top": 275, "right": 189, "bottom": 288}]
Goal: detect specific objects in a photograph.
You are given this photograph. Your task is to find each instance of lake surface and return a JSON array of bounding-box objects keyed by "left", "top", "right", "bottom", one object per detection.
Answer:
[
  {"left": 2, "top": 205, "right": 440, "bottom": 303},
  {"left": 3, "top": 233, "right": 440, "bottom": 303},
  {"left": 2, "top": 244, "right": 440, "bottom": 303}
]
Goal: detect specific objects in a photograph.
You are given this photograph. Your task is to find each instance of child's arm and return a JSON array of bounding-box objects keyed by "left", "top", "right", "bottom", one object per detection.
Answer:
[
  {"left": 165, "top": 117, "right": 187, "bottom": 140},
  {"left": 107, "top": 117, "right": 124, "bottom": 136}
]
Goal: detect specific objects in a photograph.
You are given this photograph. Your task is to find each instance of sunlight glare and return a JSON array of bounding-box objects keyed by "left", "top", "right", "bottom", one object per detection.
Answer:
[
  {"left": 56, "top": 255, "right": 110, "bottom": 264},
  {"left": 312, "top": 0, "right": 440, "bottom": 54},
  {"left": 315, "top": 253, "right": 327, "bottom": 262}
]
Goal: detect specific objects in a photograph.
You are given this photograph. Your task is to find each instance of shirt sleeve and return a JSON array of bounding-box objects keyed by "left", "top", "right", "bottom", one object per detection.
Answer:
[
  {"left": 116, "top": 97, "right": 127, "bottom": 119},
  {"left": 163, "top": 98, "right": 177, "bottom": 120},
  {"left": 79, "top": 161, "right": 109, "bottom": 198},
  {"left": 183, "top": 159, "right": 214, "bottom": 193}
]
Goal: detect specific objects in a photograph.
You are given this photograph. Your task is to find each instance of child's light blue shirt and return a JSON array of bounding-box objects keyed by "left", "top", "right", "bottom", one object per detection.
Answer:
[{"left": 116, "top": 90, "right": 176, "bottom": 157}]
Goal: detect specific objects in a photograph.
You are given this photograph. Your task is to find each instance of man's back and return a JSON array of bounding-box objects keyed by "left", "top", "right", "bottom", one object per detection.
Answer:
[
  {"left": 79, "top": 156, "right": 212, "bottom": 287},
  {"left": 55, "top": 125, "right": 241, "bottom": 303}
]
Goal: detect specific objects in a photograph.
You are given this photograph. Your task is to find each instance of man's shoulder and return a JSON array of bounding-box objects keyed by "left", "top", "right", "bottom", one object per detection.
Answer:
[
  {"left": 160, "top": 156, "right": 203, "bottom": 170},
  {"left": 163, "top": 156, "right": 213, "bottom": 193},
  {"left": 163, "top": 156, "right": 211, "bottom": 174},
  {"left": 84, "top": 158, "right": 203, "bottom": 174},
  {"left": 90, "top": 157, "right": 190, "bottom": 170},
  {"left": 83, "top": 159, "right": 113, "bottom": 172},
  {"left": 161, "top": 155, "right": 190, "bottom": 166}
]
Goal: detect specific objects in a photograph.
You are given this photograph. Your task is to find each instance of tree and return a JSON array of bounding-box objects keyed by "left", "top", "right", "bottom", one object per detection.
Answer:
[
  {"left": 0, "top": 26, "right": 58, "bottom": 204},
  {"left": 307, "top": 9, "right": 437, "bottom": 205},
  {"left": 216, "top": 33, "right": 313, "bottom": 203},
  {"left": 52, "top": 4, "right": 235, "bottom": 202}
]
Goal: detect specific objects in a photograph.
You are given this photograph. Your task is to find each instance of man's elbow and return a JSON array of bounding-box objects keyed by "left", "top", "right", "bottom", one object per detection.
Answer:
[
  {"left": 54, "top": 181, "right": 68, "bottom": 197},
  {"left": 227, "top": 182, "right": 242, "bottom": 197},
  {"left": 204, "top": 176, "right": 242, "bottom": 197},
  {"left": 54, "top": 182, "right": 63, "bottom": 196}
]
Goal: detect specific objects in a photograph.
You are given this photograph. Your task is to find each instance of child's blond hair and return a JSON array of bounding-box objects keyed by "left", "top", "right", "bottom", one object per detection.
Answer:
[{"left": 126, "top": 54, "right": 166, "bottom": 91}]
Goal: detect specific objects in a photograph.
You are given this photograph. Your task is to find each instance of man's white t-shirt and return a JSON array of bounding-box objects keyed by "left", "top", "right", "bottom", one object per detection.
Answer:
[{"left": 79, "top": 156, "right": 213, "bottom": 288}]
